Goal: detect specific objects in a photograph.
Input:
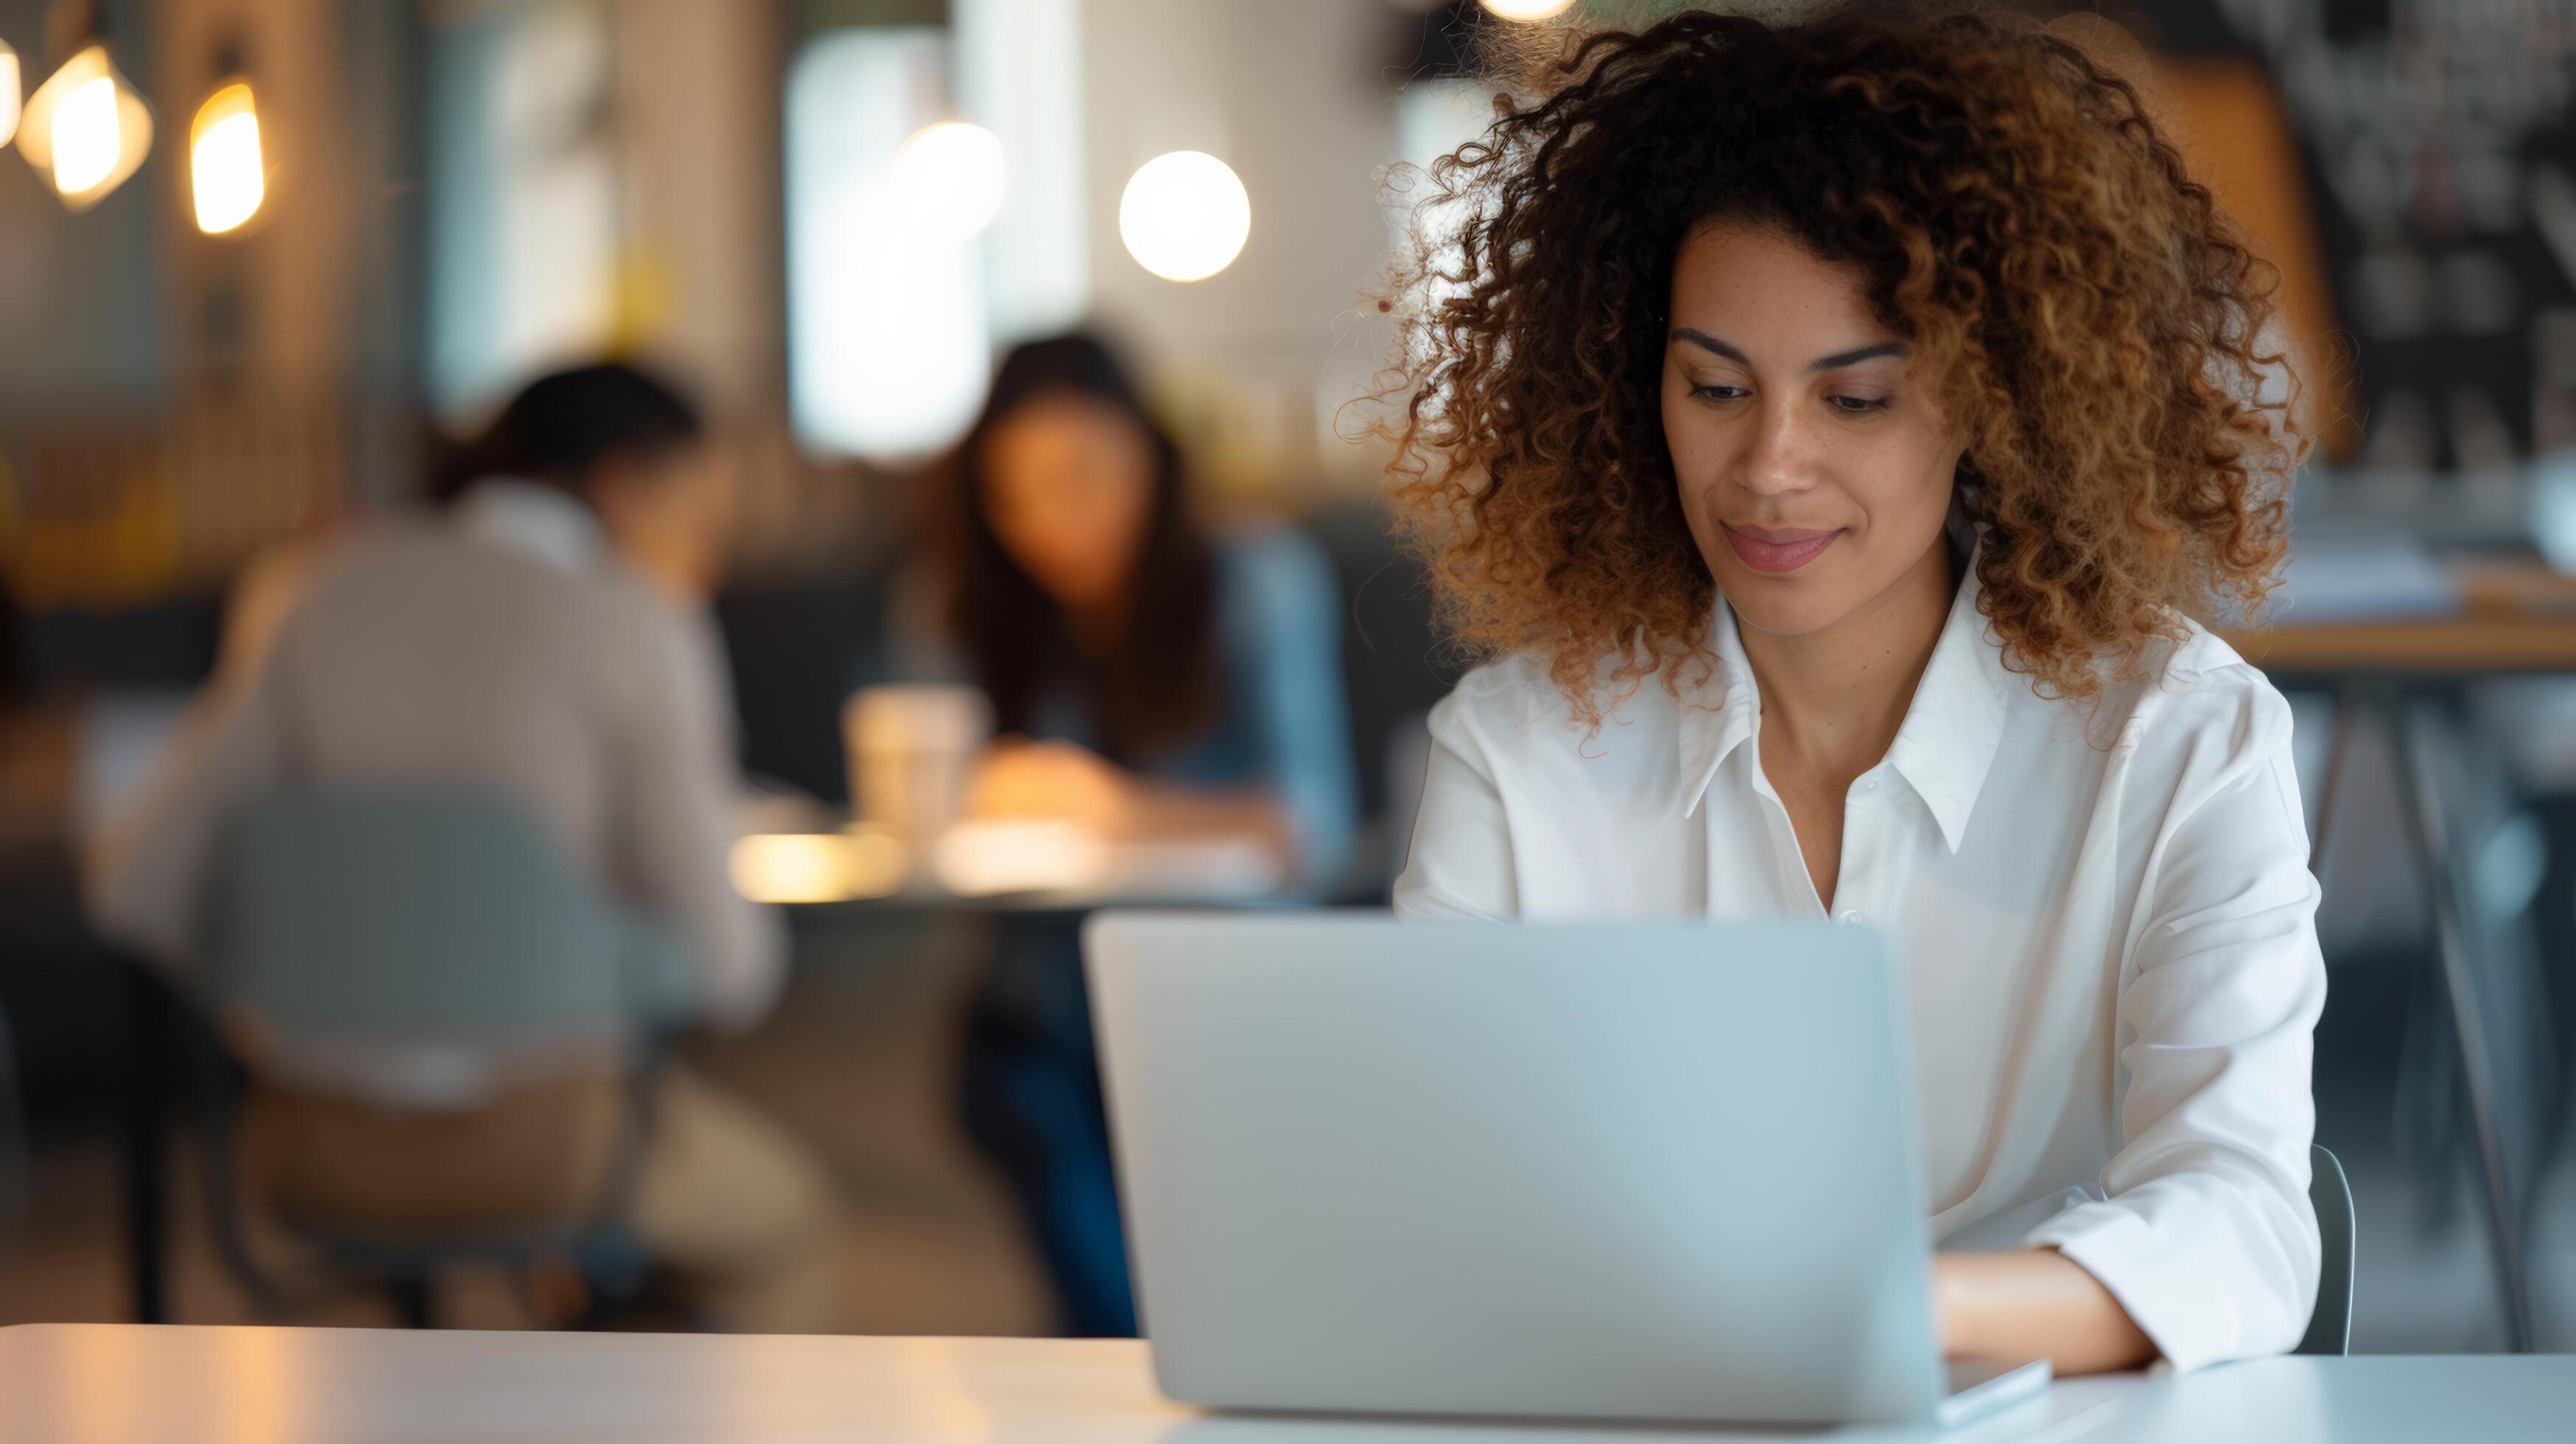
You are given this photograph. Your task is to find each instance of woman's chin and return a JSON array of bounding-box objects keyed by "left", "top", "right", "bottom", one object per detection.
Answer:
[{"left": 1715, "top": 572, "right": 1856, "bottom": 639}]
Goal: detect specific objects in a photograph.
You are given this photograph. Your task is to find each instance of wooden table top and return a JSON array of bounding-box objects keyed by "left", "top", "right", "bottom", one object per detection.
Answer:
[{"left": 2225, "top": 554, "right": 2576, "bottom": 676}]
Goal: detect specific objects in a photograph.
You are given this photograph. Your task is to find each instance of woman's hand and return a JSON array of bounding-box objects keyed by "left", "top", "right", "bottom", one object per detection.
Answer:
[
  {"left": 966, "top": 740, "right": 1140, "bottom": 835},
  {"left": 964, "top": 740, "right": 1299, "bottom": 870},
  {"left": 1933, "top": 1250, "right": 2158, "bottom": 1375}
]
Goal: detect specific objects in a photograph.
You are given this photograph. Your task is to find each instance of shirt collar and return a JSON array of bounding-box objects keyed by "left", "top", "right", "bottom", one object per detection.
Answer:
[
  {"left": 1677, "top": 609, "right": 1763, "bottom": 821},
  {"left": 1678, "top": 545, "right": 2012, "bottom": 852},
  {"left": 455, "top": 479, "right": 604, "bottom": 575}
]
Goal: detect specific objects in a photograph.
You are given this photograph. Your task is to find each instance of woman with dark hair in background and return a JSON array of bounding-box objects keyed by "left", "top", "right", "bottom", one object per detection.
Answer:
[
  {"left": 924, "top": 332, "right": 1355, "bottom": 872},
  {"left": 879, "top": 331, "right": 1358, "bottom": 1335},
  {"left": 90, "top": 364, "right": 839, "bottom": 1333}
]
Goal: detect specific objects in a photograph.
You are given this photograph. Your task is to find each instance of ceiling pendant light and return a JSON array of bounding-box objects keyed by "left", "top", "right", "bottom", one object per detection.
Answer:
[
  {"left": 0, "top": 40, "right": 22, "bottom": 150},
  {"left": 190, "top": 53, "right": 264, "bottom": 235},
  {"left": 18, "top": 41, "right": 152, "bottom": 210},
  {"left": 1118, "top": 150, "right": 1252, "bottom": 283}
]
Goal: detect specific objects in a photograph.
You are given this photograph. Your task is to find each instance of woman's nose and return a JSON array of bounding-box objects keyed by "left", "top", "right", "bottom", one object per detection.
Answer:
[{"left": 1734, "top": 400, "right": 1817, "bottom": 497}]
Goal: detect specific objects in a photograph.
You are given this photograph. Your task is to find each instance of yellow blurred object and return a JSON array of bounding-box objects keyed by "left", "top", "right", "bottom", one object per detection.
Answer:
[
  {"left": 16, "top": 43, "right": 152, "bottom": 210},
  {"left": 0, "top": 474, "right": 185, "bottom": 609},
  {"left": 189, "top": 81, "right": 265, "bottom": 234},
  {"left": 1147, "top": 368, "right": 1285, "bottom": 504},
  {"left": 0, "top": 41, "right": 22, "bottom": 149},
  {"left": 728, "top": 832, "right": 907, "bottom": 904},
  {"left": 607, "top": 245, "right": 677, "bottom": 357},
  {"left": 1480, "top": 0, "right": 1577, "bottom": 18}
]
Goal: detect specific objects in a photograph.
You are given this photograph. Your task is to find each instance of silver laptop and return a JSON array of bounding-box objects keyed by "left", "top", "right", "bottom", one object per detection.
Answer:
[{"left": 1083, "top": 912, "right": 2050, "bottom": 1429}]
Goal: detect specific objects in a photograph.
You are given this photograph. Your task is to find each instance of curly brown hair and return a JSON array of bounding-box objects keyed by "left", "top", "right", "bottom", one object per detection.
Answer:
[{"left": 1374, "top": 2, "right": 2305, "bottom": 724}]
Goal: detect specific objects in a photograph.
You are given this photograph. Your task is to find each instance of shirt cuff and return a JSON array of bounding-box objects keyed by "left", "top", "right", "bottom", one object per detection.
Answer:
[{"left": 2021, "top": 1202, "right": 2238, "bottom": 1373}]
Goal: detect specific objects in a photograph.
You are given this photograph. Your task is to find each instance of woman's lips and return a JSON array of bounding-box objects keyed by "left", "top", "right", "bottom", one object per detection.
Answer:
[{"left": 1722, "top": 523, "right": 1843, "bottom": 573}]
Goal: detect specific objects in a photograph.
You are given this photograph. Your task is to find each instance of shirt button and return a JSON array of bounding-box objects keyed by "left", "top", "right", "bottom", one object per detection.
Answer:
[
  {"left": 1861, "top": 777, "right": 1878, "bottom": 792},
  {"left": 1836, "top": 909, "right": 1865, "bottom": 926}
]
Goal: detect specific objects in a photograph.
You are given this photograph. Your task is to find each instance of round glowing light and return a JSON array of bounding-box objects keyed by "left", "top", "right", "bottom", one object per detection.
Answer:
[
  {"left": 1117, "top": 150, "right": 1250, "bottom": 283},
  {"left": 1478, "top": 0, "right": 1578, "bottom": 20},
  {"left": 191, "top": 83, "right": 266, "bottom": 235},
  {"left": 890, "top": 120, "right": 1007, "bottom": 244}
]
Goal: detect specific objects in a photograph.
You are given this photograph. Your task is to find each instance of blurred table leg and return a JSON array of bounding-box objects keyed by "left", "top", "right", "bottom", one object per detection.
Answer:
[
  {"left": 120, "top": 957, "right": 172, "bottom": 1325},
  {"left": 2389, "top": 696, "right": 2537, "bottom": 1352}
]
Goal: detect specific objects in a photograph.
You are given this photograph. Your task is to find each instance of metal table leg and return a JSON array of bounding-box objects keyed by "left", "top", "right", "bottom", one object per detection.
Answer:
[
  {"left": 121, "top": 958, "right": 173, "bottom": 1325},
  {"left": 2387, "top": 698, "right": 2536, "bottom": 1352},
  {"left": 2309, "top": 683, "right": 2364, "bottom": 880}
]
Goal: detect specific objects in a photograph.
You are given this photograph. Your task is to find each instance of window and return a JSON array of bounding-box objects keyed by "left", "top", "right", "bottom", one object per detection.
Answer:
[
  {"left": 426, "top": 0, "right": 619, "bottom": 422},
  {"left": 786, "top": 2, "right": 1088, "bottom": 463}
]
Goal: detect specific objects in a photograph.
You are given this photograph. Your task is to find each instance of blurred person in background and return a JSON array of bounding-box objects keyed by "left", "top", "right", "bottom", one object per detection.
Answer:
[
  {"left": 85, "top": 365, "right": 838, "bottom": 1332},
  {"left": 875, "top": 330, "right": 1356, "bottom": 1334},
  {"left": 908, "top": 331, "right": 1355, "bottom": 878}
]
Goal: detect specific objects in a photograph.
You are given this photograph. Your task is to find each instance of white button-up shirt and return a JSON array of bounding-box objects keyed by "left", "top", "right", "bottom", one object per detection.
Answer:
[{"left": 1394, "top": 565, "right": 2326, "bottom": 1372}]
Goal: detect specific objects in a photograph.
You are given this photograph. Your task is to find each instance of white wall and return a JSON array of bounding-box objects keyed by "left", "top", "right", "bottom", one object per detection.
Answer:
[{"left": 617, "top": 0, "right": 787, "bottom": 415}]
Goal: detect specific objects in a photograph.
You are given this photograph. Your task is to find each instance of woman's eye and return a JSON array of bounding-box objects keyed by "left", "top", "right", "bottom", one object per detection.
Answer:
[
  {"left": 1690, "top": 384, "right": 1746, "bottom": 402},
  {"left": 1828, "top": 394, "right": 1892, "bottom": 413}
]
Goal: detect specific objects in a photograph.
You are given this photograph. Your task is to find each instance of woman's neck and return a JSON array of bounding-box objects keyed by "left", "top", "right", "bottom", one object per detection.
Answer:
[
  {"left": 1062, "top": 592, "right": 1131, "bottom": 656},
  {"left": 1734, "top": 539, "right": 1956, "bottom": 779}
]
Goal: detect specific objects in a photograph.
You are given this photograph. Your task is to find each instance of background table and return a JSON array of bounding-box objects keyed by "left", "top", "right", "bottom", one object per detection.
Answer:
[
  {"left": 726, "top": 812, "right": 1305, "bottom": 914},
  {"left": 6, "top": 1326, "right": 2572, "bottom": 1443}
]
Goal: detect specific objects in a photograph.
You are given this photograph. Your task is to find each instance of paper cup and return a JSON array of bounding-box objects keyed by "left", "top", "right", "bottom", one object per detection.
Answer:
[{"left": 845, "top": 684, "right": 994, "bottom": 841}]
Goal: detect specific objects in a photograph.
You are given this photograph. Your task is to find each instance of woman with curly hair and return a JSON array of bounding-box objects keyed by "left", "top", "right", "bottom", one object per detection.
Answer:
[{"left": 1386, "top": 4, "right": 2324, "bottom": 1375}]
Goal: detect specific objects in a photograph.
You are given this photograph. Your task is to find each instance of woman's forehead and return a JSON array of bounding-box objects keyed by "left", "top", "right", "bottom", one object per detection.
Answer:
[{"left": 1668, "top": 223, "right": 1895, "bottom": 357}]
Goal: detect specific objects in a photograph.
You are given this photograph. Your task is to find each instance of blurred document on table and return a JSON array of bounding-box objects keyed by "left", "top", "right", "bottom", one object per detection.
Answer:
[{"left": 2275, "top": 531, "right": 2458, "bottom": 623}]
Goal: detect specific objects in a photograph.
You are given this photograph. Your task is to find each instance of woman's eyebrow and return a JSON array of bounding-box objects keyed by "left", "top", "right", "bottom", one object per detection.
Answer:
[
  {"left": 1805, "top": 341, "right": 1906, "bottom": 371},
  {"left": 1670, "top": 328, "right": 1906, "bottom": 374},
  {"left": 1671, "top": 328, "right": 1752, "bottom": 365}
]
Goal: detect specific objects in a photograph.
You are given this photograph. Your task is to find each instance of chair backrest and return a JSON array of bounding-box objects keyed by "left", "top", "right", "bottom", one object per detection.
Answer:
[
  {"left": 206, "top": 788, "right": 694, "bottom": 1101},
  {"left": 2296, "top": 1143, "right": 2356, "bottom": 1355}
]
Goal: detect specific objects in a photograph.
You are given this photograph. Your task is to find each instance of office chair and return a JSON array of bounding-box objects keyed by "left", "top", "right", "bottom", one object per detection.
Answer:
[
  {"left": 2297, "top": 1143, "right": 2356, "bottom": 1355},
  {"left": 194, "top": 786, "right": 698, "bottom": 1327}
]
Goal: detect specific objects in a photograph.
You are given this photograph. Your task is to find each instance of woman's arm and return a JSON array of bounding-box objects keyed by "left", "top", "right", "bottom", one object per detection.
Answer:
[
  {"left": 614, "top": 604, "right": 787, "bottom": 1031},
  {"left": 2015, "top": 673, "right": 2328, "bottom": 1372},
  {"left": 966, "top": 739, "right": 1294, "bottom": 855},
  {"left": 1124, "top": 782, "right": 1295, "bottom": 856},
  {"left": 85, "top": 665, "right": 290, "bottom": 972},
  {"left": 1935, "top": 1250, "right": 2154, "bottom": 1374},
  {"left": 1221, "top": 531, "right": 1359, "bottom": 882},
  {"left": 1390, "top": 687, "right": 1517, "bottom": 920}
]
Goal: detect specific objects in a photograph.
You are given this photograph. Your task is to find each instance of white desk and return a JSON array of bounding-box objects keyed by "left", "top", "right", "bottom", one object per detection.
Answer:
[{"left": 3, "top": 1328, "right": 2569, "bottom": 1443}]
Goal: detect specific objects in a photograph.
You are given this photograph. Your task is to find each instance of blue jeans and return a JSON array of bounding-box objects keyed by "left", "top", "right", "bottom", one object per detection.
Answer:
[{"left": 958, "top": 918, "right": 1136, "bottom": 1337}]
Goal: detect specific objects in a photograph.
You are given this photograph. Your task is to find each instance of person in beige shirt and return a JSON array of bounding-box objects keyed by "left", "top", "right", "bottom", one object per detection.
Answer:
[{"left": 86, "top": 365, "right": 838, "bottom": 1332}]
